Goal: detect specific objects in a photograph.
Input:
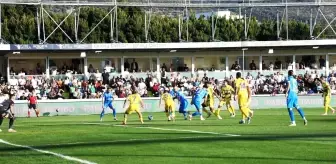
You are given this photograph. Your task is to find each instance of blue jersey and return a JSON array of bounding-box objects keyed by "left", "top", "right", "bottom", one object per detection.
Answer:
[
  {"left": 193, "top": 88, "right": 208, "bottom": 102},
  {"left": 169, "top": 90, "right": 176, "bottom": 97},
  {"left": 287, "top": 76, "right": 298, "bottom": 98},
  {"left": 103, "top": 92, "right": 113, "bottom": 104},
  {"left": 175, "top": 91, "right": 187, "bottom": 103}
]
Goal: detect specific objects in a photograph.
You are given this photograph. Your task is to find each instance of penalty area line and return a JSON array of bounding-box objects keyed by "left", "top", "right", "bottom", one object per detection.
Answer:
[
  {"left": 83, "top": 123, "right": 241, "bottom": 137},
  {"left": 0, "top": 139, "right": 97, "bottom": 164}
]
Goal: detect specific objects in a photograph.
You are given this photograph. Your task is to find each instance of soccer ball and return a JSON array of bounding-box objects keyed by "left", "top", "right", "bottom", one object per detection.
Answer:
[{"left": 148, "top": 115, "right": 153, "bottom": 120}]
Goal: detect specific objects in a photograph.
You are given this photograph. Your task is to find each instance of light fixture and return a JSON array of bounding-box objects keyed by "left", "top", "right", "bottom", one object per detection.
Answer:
[
  {"left": 12, "top": 51, "right": 20, "bottom": 54},
  {"left": 242, "top": 48, "right": 248, "bottom": 51},
  {"left": 312, "top": 46, "right": 319, "bottom": 49},
  {"left": 170, "top": 50, "right": 177, "bottom": 53},
  {"left": 95, "top": 50, "right": 102, "bottom": 54},
  {"left": 268, "top": 49, "right": 274, "bottom": 54},
  {"left": 80, "top": 52, "right": 86, "bottom": 58}
]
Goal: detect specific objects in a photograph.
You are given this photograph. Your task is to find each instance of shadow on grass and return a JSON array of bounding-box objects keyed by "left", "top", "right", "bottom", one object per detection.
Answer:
[
  {"left": 1, "top": 133, "right": 336, "bottom": 152},
  {"left": 0, "top": 153, "right": 335, "bottom": 163}
]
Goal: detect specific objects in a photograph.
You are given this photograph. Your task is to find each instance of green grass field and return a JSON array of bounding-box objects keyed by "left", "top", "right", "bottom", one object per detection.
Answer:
[{"left": 0, "top": 109, "right": 336, "bottom": 164}]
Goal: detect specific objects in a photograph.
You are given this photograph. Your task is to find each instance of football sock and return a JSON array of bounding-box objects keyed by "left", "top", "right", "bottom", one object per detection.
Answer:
[
  {"left": 227, "top": 106, "right": 232, "bottom": 114},
  {"left": 231, "top": 107, "right": 235, "bottom": 115},
  {"left": 100, "top": 109, "right": 105, "bottom": 119},
  {"left": 287, "top": 108, "right": 295, "bottom": 122},
  {"left": 165, "top": 112, "right": 170, "bottom": 117},
  {"left": 123, "top": 114, "right": 128, "bottom": 123},
  {"left": 216, "top": 109, "right": 221, "bottom": 116},
  {"left": 0, "top": 117, "right": 3, "bottom": 126},
  {"left": 192, "top": 111, "right": 202, "bottom": 116},
  {"left": 28, "top": 111, "right": 30, "bottom": 117},
  {"left": 112, "top": 108, "right": 116, "bottom": 118},
  {"left": 297, "top": 108, "right": 306, "bottom": 119},
  {"left": 325, "top": 105, "right": 329, "bottom": 114},
  {"left": 182, "top": 112, "right": 187, "bottom": 118},
  {"left": 9, "top": 118, "right": 14, "bottom": 129}
]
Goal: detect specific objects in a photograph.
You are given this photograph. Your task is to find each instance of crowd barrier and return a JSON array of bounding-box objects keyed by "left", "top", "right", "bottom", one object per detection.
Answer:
[{"left": 12, "top": 94, "right": 332, "bottom": 117}]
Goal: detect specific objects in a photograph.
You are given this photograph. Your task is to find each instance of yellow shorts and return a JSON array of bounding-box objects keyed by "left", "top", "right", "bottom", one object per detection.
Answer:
[
  {"left": 238, "top": 95, "right": 249, "bottom": 109},
  {"left": 205, "top": 99, "right": 214, "bottom": 108},
  {"left": 125, "top": 105, "right": 140, "bottom": 114},
  {"left": 219, "top": 99, "right": 231, "bottom": 107},
  {"left": 324, "top": 97, "right": 331, "bottom": 106},
  {"left": 165, "top": 103, "right": 175, "bottom": 113}
]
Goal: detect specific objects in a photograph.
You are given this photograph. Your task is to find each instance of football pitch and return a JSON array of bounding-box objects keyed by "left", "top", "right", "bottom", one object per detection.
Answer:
[{"left": 0, "top": 109, "right": 336, "bottom": 164}]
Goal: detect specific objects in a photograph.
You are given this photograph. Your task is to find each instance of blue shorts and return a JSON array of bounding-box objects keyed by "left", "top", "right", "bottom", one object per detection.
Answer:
[
  {"left": 287, "top": 97, "right": 299, "bottom": 109},
  {"left": 193, "top": 100, "right": 202, "bottom": 111},
  {"left": 179, "top": 101, "right": 189, "bottom": 113},
  {"left": 103, "top": 102, "right": 114, "bottom": 109}
]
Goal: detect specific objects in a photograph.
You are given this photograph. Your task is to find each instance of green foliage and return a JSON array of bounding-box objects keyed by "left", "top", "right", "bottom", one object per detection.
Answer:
[{"left": 0, "top": 5, "right": 329, "bottom": 44}]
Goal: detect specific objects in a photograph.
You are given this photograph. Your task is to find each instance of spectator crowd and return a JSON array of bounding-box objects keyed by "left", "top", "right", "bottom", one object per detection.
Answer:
[{"left": 1, "top": 68, "right": 336, "bottom": 101}]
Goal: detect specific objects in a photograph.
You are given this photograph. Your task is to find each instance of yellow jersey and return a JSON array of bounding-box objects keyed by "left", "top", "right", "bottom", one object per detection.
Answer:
[
  {"left": 207, "top": 86, "right": 215, "bottom": 100},
  {"left": 322, "top": 81, "right": 331, "bottom": 97},
  {"left": 235, "top": 78, "right": 249, "bottom": 96},
  {"left": 127, "top": 93, "right": 141, "bottom": 106},
  {"left": 161, "top": 93, "right": 174, "bottom": 105},
  {"left": 221, "top": 85, "right": 234, "bottom": 99}
]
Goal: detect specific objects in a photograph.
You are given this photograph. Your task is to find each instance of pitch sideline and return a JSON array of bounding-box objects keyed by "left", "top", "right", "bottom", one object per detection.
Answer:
[{"left": 0, "top": 139, "right": 97, "bottom": 164}]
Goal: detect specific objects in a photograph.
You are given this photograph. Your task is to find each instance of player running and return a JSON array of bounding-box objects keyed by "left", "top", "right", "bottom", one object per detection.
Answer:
[
  {"left": 0, "top": 95, "right": 17, "bottom": 133},
  {"left": 122, "top": 87, "right": 144, "bottom": 125},
  {"left": 174, "top": 86, "right": 189, "bottom": 120},
  {"left": 202, "top": 82, "right": 221, "bottom": 119},
  {"left": 320, "top": 76, "right": 335, "bottom": 115},
  {"left": 190, "top": 84, "right": 208, "bottom": 121},
  {"left": 234, "top": 72, "right": 253, "bottom": 124},
  {"left": 100, "top": 87, "right": 117, "bottom": 122},
  {"left": 217, "top": 80, "right": 235, "bottom": 119},
  {"left": 285, "top": 70, "right": 308, "bottom": 126},
  {"left": 27, "top": 91, "right": 39, "bottom": 118},
  {"left": 159, "top": 88, "right": 176, "bottom": 121}
]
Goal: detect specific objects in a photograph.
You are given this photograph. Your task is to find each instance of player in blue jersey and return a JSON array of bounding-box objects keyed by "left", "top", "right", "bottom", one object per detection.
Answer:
[
  {"left": 100, "top": 87, "right": 117, "bottom": 121},
  {"left": 286, "top": 70, "right": 308, "bottom": 126},
  {"left": 189, "top": 84, "right": 208, "bottom": 121},
  {"left": 173, "top": 86, "right": 189, "bottom": 120}
]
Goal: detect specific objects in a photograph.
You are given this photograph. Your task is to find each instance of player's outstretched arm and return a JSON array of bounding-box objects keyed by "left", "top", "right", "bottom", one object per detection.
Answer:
[{"left": 285, "top": 82, "right": 290, "bottom": 98}]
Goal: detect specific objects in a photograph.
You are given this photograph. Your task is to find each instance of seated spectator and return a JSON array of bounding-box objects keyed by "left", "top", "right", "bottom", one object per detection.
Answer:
[
  {"left": 88, "top": 64, "right": 95, "bottom": 73},
  {"left": 275, "top": 58, "right": 281, "bottom": 69},
  {"left": 184, "top": 64, "right": 189, "bottom": 72},
  {"left": 319, "top": 56, "right": 325, "bottom": 68}
]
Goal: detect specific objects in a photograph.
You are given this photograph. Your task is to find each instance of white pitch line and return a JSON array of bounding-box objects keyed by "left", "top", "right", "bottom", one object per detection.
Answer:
[
  {"left": 0, "top": 139, "right": 97, "bottom": 164},
  {"left": 83, "top": 123, "right": 241, "bottom": 137}
]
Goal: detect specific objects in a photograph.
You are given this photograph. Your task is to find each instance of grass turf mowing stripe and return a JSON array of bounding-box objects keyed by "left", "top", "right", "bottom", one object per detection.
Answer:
[
  {"left": 83, "top": 123, "right": 241, "bottom": 137},
  {"left": 0, "top": 139, "right": 97, "bottom": 164}
]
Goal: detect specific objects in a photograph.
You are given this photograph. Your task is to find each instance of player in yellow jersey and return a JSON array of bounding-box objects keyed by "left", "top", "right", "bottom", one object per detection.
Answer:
[
  {"left": 216, "top": 80, "right": 235, "bottom": 119},
  {"left": 202, "top": 82, "right": 220, "bottom": 119},
  {"left": 320, "top": 77, "right": 335, "bottom": 115},
  {"left": 159, "top": 88, "right": 176, "bottom": 121},
  {"left": 234, "top": 72, "right": 253, "bottom": 124},
  {"left": 122, "top": 87, "right": 144, "bottom": 125}
]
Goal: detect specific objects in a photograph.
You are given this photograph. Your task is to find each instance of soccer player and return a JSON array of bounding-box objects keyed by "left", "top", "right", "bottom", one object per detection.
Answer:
[
  {"left": 202, "top": 82, "right": 220, "bottom": 119},
  {"left": 27, "top": 91, "right": 39, "bottom": 118},
  {"left": 122, "top": 87, "right": 144, "bottom": 125},
  {"left": 100, "top": 87, "right": 117, "bottom": 122},
  {"left": 234, "top": 72, "right": 253, "bottom": 124},
  {"left": 173, "top": 86, "right": 189, "bottom": 120},
  {"left": 159, "top": 88, "right": 176, "bottom": 121},
  {"left": 0, "top": 95, "right": 16, "bottom": 133},
  {"left": 190, "top": 84, "right": 208, "bottom": 121},
  {"left": 285, "top": 70, "right": 308, "bottom": 126},
  {"left": 217, "top": 80, "right": 235, "bottom": 119},
  {"left": 320, "top": 76, "right": 335, "bottom": 115}
]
